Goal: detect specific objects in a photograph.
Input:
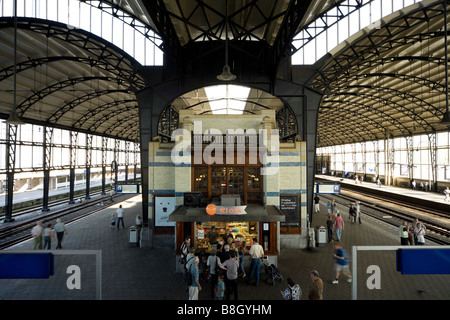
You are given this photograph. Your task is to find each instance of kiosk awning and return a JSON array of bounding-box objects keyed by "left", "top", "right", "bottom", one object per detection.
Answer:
[{"left": 168, "top": 204, "right": 285, "bottom": 222}]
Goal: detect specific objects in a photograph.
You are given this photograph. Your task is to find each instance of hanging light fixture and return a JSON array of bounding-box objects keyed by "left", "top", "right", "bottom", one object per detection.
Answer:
[
  {"left": 439, "top": 1, "right": 450, "bottom": 128},
  {"left": 6, "top": 0, "right": 25, "bottom": 125},
  {"left": 217, "top": 0, "right": 236, "bottom": 81}
]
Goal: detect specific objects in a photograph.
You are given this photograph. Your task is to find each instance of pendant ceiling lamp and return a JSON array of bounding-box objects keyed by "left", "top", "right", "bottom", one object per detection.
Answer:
[
  {"left": 217, "top": 0, "right": 236, "bottom": 81},
  {"left": 6, "top": 0, "right": 24, "bottom": 125}
]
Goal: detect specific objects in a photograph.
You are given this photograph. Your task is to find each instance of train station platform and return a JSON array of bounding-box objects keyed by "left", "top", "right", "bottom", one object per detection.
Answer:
[
  {"left": 316, "top": 175, "right": 450, "bottom": 209},
  {"left": 1, "top": 193, "right": 449, "bottom": 302}
]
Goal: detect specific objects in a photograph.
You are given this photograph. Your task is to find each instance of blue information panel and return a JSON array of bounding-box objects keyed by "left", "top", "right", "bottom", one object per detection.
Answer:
[
  {"left": 396, "top": 249, "right": 450, "bottom": 275},
  {"left": 0, "top": 253, "right": 54, "bottom": 279}
]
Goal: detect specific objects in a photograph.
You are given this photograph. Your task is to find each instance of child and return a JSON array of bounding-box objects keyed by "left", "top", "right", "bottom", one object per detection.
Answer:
[
  {"left": 110, "top": 213, "right": 116, "bottom": 229},
  {"left": 215, "top": 274, "right": 225, "bottom": 300}
]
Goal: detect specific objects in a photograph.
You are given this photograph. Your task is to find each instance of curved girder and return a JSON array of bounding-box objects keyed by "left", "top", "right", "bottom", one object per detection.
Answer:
[
  {"left": 312, "top": 8, "right": 446, "bottom": 93},
  {"left": 320, "top": 101, "right": 396, "bottom": 135},
  {"left": 106, "top": 114, "right": 139, "bottom": 137},
  {"left": 16, "top": 76, "right": 122, "bottom": 116},
  {"left": 88, "top": 108, "right": 138, "bottom": 133},
  {"left": 183, "top": 97, "right": 272, "bottom": 113},
  {"left": 0, "top": 56, "right": 139, "bottom": 85},
  {"left": 317, "top": 120, "right": 375, "bottom": 147},
  {"left": 291, "top": 0, "right": 370, "bottom": 54},
  {"left": 318, "top": 111, "right": 378, "bottom": 142},
  {"left": 331, "top": 86, "right": 437, "bottom": 132},
  {"left": 312, "top": 1, "right": 449, "bottom": 148},
  {"left": 115, "top": 119, "right": 141, "bottom": 141},
  {"left": 0, "top": 17, "right": 144, "bottom": 88},
  {"left": 0, "top": 16, "right": 144, "bottom": 142},
  {"left": 74, "top": 99, "right": 137, "bottom": 128},
  {"left": 46, "top": 89, "right": 131, "bottom": 123},
  {"left": 354, "top": 72, "right": 447, "bottom": 94}
]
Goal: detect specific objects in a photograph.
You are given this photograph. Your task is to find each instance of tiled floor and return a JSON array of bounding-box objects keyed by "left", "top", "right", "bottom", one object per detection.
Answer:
[{"left": 1, "top": 193, "right": 449, "bottom": 301}]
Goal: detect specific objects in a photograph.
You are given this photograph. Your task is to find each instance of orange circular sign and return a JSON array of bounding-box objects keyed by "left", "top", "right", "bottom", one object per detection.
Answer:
[{"left": 206, "top": 203, "right": 217, "bottom": 216}]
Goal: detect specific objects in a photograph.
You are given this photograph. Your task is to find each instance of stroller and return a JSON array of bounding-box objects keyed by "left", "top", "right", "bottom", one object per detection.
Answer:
[{"left": 263, "top": 262, "right": 284, "bottom": 286}]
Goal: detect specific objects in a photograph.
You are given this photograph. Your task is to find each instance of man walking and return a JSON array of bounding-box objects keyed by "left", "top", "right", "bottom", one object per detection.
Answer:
[
  {"left": 247, "top": 237, "right": 264, "bottom": 286},
  {"left": 116, "top": 205, "right": 124, "bottom": 229},
  {"left": 313, "top": 194, "right": 320, "bottom": 213},
  {"left": 334, "top": 211, "right": 344, "bottom": 242},
  {"left": 308, "top": 270, "right": 323, "bottom": 300},
  {"left": 31, "top": 221, "right": 44, "bottom": 250},
  {"left": 332, "top": 242, "right": 352, "bottom": 284},
  {"left": 54, "top": 218, "right": 68, "bottom": 249}
]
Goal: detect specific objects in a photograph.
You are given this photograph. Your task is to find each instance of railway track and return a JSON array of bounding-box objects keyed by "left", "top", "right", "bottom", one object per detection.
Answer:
[
  {"left": 0, "top": 189, "right": 106, "bottom": 222},
  {"left": 0, "top": 193, "right": 130, "bottom": 249},
  {"left": 320, "top": 191, "right": 450, "bottom": 245}
]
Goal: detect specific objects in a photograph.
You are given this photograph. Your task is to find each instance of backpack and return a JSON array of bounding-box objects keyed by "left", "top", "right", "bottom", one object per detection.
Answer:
[{"left": 184, "top": 265, "right": 193, "bottom": 287}]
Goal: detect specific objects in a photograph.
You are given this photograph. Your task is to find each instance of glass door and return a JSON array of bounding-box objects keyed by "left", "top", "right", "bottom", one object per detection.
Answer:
[
  {"left": 210, "top": 167, "right": 244, "bottom": 201},
  {"left": 228, "top": 167, "right": 243, "bottom": 196},
  {"left": 211, "top": 167, "right": 226, "bottom": 199}
]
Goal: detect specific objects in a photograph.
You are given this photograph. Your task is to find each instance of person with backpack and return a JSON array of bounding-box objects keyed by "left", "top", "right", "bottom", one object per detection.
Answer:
[
  {"left": 281, "top": 277, "right": 302, "bottom": 300},
  {"left": 180, "top": 236, "right": 191, "bottom": 268},
  {"left": 182, "top": 247, "right": 196, "bottom": 291},
  {"left": 207, "top": 247, "right": 223, "bottom": 299},
  {"left": 188, "top": 256, "right": 202, "bottom": 300},
  {"left": 332, "top": 242, "right": 351, "bottom": 284}
]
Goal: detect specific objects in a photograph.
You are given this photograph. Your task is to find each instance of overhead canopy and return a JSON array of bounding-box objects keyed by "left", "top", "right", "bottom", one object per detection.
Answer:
[
  {"left": 0, "top": 0, "right": 448, "bottom": 148},
  {"left": 310, "top": 0, "right": 450, "bottom": 147},
  {"left": 0, "top": 17, "right": 144, "bottom": 142}
]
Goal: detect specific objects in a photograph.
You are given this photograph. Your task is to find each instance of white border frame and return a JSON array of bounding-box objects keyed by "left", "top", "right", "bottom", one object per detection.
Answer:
[{"left": 351, "top": 245, "right": 450, "bottom": 300}]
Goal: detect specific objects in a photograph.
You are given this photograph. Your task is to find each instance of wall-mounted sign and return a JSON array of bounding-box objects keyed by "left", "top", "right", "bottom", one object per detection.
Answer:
[
  {"left": 155, "top": 196, "right": 175, "bottom": 227},
  {"left": 116, "top": 184, "right": 140, "bottom": 194},
  {"left": 280, "top": 195, "right": 300, "bottom": 227},
  {"left": 317, "top": 184, "right": 341, "bottom": 194}
]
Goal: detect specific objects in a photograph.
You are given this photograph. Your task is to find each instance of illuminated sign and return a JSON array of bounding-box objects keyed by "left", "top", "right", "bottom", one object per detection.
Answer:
[{"left": 205, "top": 203, "right": 247, "bottom": 216}]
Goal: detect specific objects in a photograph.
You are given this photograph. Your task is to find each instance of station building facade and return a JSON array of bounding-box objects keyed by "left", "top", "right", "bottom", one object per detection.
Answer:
[{"left": 146, "top": 109, "right": 309, "bottom": 269}]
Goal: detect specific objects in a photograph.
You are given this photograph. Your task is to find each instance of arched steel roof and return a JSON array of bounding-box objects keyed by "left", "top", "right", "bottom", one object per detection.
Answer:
[
  {"left": 0, "top": 17, "right": 144, "bottom": 142},
  {"left": 310, "top": 0, "right": 450, "bottom": 147},
  {"left": 0, "top": 0, "right": 448, "bottom": 148}
]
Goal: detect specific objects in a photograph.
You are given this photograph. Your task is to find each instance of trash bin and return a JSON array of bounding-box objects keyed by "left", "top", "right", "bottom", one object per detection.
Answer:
[
  {"left": 308, "top": 228, "right": 316, "bottom": 249},
  {"left": 315, "top": 226, "right": 327, "bottom": 246},
  {"left": 129, "top": 226, "right": 138, "bottom": 247}
]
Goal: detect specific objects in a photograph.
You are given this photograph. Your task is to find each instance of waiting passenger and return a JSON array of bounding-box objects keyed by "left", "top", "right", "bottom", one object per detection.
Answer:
[
  {"left": 43, "top": 223, "right": 54, "bottom": 249},
  {"left": 54, "top": 218, "right": 68, "bottom": 249},
  {"left": 398, "top": 221, "right": 409, "bottom": 245},
  {"left": 334, "top": 212, "right": 344, "bottom": 242},
  {"left": 31, "top": 221, "right": 44, "bottom": 250},
  {"left": 414, "top": 223, "right": 426, "bottom": 245}
]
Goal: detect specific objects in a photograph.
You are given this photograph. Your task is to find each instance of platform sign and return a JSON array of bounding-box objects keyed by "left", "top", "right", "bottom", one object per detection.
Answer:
[
  {"left": 115, "top": 184, "right": 140, "bottom": 194},
  {"left": 0, "top": 253, "right": 54, "bottom": 279},
  {"left": 396, "top": 248, "right": 450, "bottom": 274},
  {"left": 317, "top": 184, "right": 341, "bottom": 194},
  {"left": 0, "top": 250, "right": 102, "bottom": 300}
]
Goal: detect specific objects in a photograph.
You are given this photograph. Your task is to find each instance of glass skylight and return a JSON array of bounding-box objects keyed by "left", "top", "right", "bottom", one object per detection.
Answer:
[{"left": 204, "top": 85, "right": 251, "bottom": 115}]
